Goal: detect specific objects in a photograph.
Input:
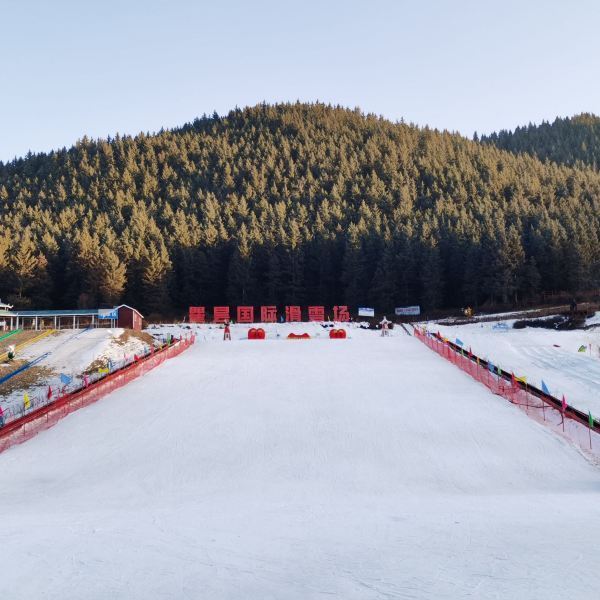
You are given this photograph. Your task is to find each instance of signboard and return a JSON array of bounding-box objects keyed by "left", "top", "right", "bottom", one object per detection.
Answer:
[
  {"left": 285, "top": 306, "right": 302, "bottom": 322},
  {"left": 358, "top": 307, "right": 375, "bottom": 317},
  {"left": 189, "top": 306, "right": 206, "bottom": 323},
  {"left": 260, "top": 306, "right": 277, "bottom": 323},
  {"left": 307, "top": 306, "right": 325, "bottom": 321},
  {"left": 237, "top": 306, "right": 254, "bottom": 323},
  {"left": 333, "top": 306, "right": 350, "bottom": 322},
  {"left": 98, "top": 308, "right": 118, "bottom": 320},
  {"left": 213, "top": 306, "right": 230, "bottom": 323},
  {"left": 395, "top": 306, "right": 421, "bottom": 316}
]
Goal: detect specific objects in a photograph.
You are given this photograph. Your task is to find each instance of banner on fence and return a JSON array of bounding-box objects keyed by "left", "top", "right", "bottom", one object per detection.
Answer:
[{"left": 395, "top": 306, "right": 421, "bottom": 316}]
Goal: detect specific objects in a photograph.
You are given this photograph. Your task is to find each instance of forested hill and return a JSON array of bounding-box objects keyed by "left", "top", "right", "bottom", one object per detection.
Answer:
[
  {"left": 481, "top": 113, "right": 600, "bottom": 170},
  {"left": 0, "top": 103, "right": 599, "bottom": 317}
]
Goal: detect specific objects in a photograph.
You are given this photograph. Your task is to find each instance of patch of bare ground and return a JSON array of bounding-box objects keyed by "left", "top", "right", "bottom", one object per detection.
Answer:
[
  {"left": 115, "top": 329, "right": 156, "bottom": 347},
  {"left": 83, "top": 357, "right": 109, "bottom": 375},
  {"left": 0, "top": 362, "right": 55, "bottom": 396}
]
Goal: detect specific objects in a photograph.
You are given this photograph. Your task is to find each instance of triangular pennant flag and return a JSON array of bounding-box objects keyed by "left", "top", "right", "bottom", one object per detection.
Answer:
[
  {"left": 561, "top": 395, "right": 567, "bottom": 415},
  {"left": 541, "top": 380, "right": 550, "bottom": 395}
]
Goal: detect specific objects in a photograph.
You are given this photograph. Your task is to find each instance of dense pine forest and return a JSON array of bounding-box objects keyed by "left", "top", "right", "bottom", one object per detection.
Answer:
[
  {"left": 481, "top": 113, "right": 600, "bottom": 170},
  {"left": 0, "top": 103, "right": 599, "bottom": 317}
]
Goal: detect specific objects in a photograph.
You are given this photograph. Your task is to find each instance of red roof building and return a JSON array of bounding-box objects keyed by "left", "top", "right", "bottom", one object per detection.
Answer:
[{"left": 116, "top": 305, "right": 144, "bottom": 331}]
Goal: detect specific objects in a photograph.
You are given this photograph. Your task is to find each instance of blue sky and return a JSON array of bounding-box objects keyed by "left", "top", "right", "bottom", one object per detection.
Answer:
[{"left": 2, "top": 0, "right": 599, "bottom": 161}]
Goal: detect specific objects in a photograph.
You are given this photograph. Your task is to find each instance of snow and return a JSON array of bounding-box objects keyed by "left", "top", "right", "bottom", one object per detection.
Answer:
[
  {"left": 435, "top": 320, "right": 600, "bottom": 416},
  {"left": 586, "top": 311, "right": 600, "bottom": 327},
  {"left": 0, "top": 328, "right": 151, "bottom": 420},
  {"left": 1, "top": 325, "right": 600, "bottom": 599}
]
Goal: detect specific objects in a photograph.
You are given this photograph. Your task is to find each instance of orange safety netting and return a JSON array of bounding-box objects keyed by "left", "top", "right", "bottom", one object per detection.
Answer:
[
  {"left": 0, "top": 335, "right": 195, "bottom": 454},
  {"left": 413, "top": 327, "right": 600, "bottom": 457}
]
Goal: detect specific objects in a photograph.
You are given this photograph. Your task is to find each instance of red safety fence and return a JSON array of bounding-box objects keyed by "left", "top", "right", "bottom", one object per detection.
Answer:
[
  {"left": 0, "top": 335, "right": 195, "bottom": 454},
  {"left": 413, "top": 326, "right": 600, "bottom": 457}
]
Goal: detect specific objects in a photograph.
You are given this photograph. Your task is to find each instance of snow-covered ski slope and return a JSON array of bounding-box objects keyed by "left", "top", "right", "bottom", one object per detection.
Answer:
[
  {"left": 436, "top": 320, "right": 600, "bottom": 416},
  {"left": 1, "top": 325, "right": 599, "bottom": 599}
]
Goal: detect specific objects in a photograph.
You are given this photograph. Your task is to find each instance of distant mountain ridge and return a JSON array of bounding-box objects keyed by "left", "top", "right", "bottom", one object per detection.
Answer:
[
  {"left": 0, "top": 102, "right": 599, "bottom": 316},
  {"left": 480, "top": 113, "right": 600, "bottom": 170}
]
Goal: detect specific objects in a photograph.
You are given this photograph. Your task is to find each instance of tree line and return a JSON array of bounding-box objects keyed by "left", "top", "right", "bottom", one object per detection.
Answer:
[
  {"left": 480, "top": 113, "right": 600, "bottom": 171},
  {"left": 0, "top": 102, "right": 599, "bottom": 318}
]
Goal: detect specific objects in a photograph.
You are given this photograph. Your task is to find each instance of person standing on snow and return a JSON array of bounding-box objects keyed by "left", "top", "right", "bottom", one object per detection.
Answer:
[
  {"left": 380, "top": 316, "right": 390, "bottom": 337},
  {"left": 223, "top": 320, "right": 231, "bottom": 341}
]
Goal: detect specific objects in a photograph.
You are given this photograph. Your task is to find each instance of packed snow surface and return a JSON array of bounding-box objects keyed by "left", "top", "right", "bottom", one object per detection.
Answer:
[
  {"left": 435, "top": 320, "right": 600, "bottom": 416},
  {"left": 1, "top": 323, "right": 599, "bottom": 599}
]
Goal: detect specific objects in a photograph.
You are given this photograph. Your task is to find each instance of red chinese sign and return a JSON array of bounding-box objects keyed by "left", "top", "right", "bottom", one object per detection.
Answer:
[
  {"left": 190, "top": 305, "right": 358, "bottom": 324},
  {"left": 307, "top": 306, "right": 325, "bottom": 321},
  {"left": 285, "top": 305, "right": 302, "bottom": 322},
  {"left": 237, "top": 306, "right": 254, "bottom": 323},
  {"left": 261, "top": 305, "right": 277, "bottom": 323},
  {"left": 213, "top": 306, "right": 230, "bottom": 323},
  {"left": 333, "top": 306, "right": 350, "bottom": 322},
  {"left": 189, "top": 306, "right": 206, "bottom": 323}
]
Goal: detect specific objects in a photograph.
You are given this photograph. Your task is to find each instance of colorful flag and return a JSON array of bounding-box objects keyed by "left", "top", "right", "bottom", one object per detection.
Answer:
[
  {"left": 515, "top": 375, "right": 527, "bottom": 384},
  {"left": 578, "top": 345, "right": 587, "bottom": 353},
  {"left": 47, "top": 386, "right": 52, "bottom": 400},
  {"left": 561, "top": 395, "right": 567, "bottom": 415},
  {"left": 59, "top": 373, "right": 72, "bottom": 385},
  {"left": 455, "top": 338, "right": 464, "bottom": 347},
  {"left": 589, "top": 411, "right": 595, "bottom": 429},
  {"left": 488, "top": 362, "right": 495, "bottom": 373},
  {"left": 98, "top": 367, "right": 109, "bottom": 375},
  {"left": 541, "top": 380, "right": 550, "bottom": 395},
  {"left": 23, "top": 393, "right": 30, "bottom": 410}
]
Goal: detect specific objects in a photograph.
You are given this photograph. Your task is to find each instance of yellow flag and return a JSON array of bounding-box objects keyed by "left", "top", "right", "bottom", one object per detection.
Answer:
[
  {"left": 98, "top": 367, "right": 109, "bottom": 375},
  {"left": 515, "top": 375, "right": 527, "bottom": 384},
  {"left": 24, "top": 393, "right": 30, "bottom": 410}
]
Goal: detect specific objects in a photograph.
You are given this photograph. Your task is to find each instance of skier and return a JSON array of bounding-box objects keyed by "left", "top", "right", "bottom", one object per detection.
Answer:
[
  {"left": 223, "top": 320, "right": 231, "bottom": 341},
  {"left": 380, "top": 316, "right": 390, "bottom": 337}
]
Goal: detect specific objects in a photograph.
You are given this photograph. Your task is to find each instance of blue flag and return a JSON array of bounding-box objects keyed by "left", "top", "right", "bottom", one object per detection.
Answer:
[
  {"left": 487, "top": 362, "right": 495, "bottom": 373},
  {"left": 59, "top": 373, "right": 72, "bottom": 385},
  {"left": 455, "top": 338, "right": 464, "bottom": 347},
  {"left": 541, "top": 380, "right": 550, "bottom": 395}
]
